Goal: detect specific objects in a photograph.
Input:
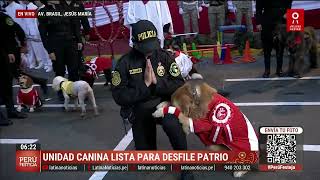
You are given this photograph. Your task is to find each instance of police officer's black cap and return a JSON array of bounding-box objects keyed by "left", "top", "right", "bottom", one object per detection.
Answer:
[{"left": 131, "top": 20, "right": 160, "bottom": 55}]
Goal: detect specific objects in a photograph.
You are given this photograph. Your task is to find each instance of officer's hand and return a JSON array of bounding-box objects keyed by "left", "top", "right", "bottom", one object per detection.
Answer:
[
  {"left": 198, "top": 6, "right": 203, "bottom": 13},
  {"left": 256, "top": 24, "right": 262, "bottom": 31},
  {"left": 78, "top": 43, "right": 83, "bottom": 51},
  {"left": 179, "top": 8, "right": 184, "bottom": 15},
  {"left": 8, "top": 54, "right": 15, "bottom": 63},
  {"left": 49, "top": 53, "right": 56, "bottom": 61},
  {"left": 144, "top": 59, "right": 153, "bottom": 87},
  {"left": 151, "top": 66, "right": 157, "bottom": 84}
]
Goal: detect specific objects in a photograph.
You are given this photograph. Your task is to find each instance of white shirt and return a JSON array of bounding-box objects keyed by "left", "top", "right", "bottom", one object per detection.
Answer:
[
  {"left": 175, "top": 51, "right": 193, "bottom": 79},
  {"left": 5, "top": 2, "right": 27, "bottom": 33},
  {"left": 124, "top": 0, "right": 173, "bottom": 48},
  {"left": 24, "top": 2, "right": 41, "bottom": 37}
]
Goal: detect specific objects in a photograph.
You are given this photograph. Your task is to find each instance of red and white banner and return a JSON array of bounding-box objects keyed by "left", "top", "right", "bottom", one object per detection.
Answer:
[
  {"left": 287, "top": 9, "right": 305, "bottom": 32},
  {"left": 40, "top": 151, "right": 258, "bottom": 164}
]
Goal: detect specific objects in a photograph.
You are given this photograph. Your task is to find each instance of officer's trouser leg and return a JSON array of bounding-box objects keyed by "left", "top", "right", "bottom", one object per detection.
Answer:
[
  {"left": 246, "top": 9, "right": 253, "bottom": 32},
  {"left": 235, "top": 9, "right": 243, "bottom": 26},
  {"left": 275, "top": 42, "right": 284, "bottom": 73},
  {"left": 0, "top": 52, "right": 15, "bottom": 112},
  {"left": 182, "top": 12, "right": 191, "bottom": 34},
  {"left": 65, "top": 41, "right": 79, "bottom": 81},
  {"left": 208, "top": 8, "right": 217, "bottom": 38},
  {"left": 132, "top": 107, "right": 157, "bottom": 150},
  {"left": 103, "top": 69, "right": 112, "bottom": 84},
  {"left": 261, "top": 24, "right": 274, "bottom": 72},
  {"left": 190, "top": 9, "right": 199, "bottom": 33},
  {"left": 52, "top": 44, "right": 66, "bottom": 78},
  {"left": 162, "top": 114, "right": 188, "bottom": 150}
]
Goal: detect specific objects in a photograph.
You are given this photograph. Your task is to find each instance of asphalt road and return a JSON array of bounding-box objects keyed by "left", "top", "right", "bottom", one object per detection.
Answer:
[{"left": 1, "top": 54, "right": 320, "bottom": 180}]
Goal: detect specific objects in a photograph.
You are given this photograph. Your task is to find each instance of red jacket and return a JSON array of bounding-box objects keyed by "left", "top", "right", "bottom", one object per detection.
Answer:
[
  {"left": 190, "top": 94, "right": 259, "bottom": 151},
  {"left": 17, "top": 88, "right": 40, "bottom": 106}
]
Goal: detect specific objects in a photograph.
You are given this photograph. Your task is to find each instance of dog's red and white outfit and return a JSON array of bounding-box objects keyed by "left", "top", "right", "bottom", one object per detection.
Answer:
[
  {"left": 164, "top": 94, "right": 258, "bottom": 151},
  {"left": 87, "top": 57, "right": 112, "bottom": 73},
  {"left": 17, "top": 87, "right": 41, "bottom": 107}
]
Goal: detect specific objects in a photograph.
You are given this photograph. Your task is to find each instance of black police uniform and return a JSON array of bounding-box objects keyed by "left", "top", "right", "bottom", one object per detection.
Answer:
[
  {"left": 256, "top": 0, "right": 293, "bottom": 77},
  {"left": 0, "top": 12, "right": 26, "bottom": 123},
  {"left": 38, "top": 1, "right": 81, "bottom": 81},
  {"left": 112, "top": 48, "right": 188, "bottom": 150}
]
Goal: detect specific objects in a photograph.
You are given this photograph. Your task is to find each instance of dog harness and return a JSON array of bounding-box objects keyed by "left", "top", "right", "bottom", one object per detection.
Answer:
[
  {"left": 165, "top": 94, "right": 259, "bottom": 151},
  {"left": 61, "top": 81, "right": 74, "bottom": 96}
]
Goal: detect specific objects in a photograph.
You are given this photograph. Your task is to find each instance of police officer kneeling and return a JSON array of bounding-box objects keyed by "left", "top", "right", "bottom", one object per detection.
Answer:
[{"left": 112, "top": 20, "right": 193, "bottom": 180}]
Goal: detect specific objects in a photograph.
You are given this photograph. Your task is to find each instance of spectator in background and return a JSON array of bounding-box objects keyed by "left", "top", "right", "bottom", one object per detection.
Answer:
[
  {"left": 5, "top": 0, "right": 27, "bottom": 32},
  {"left": 4, "top": 0, "right": 48, "bottom": 98},
  {"left": 256, "top": 0, "right": 293, "bottom": 78},
  {"left": 22, "top": 0, "right": 52, "bottom": 72},
  {"left": 125, "top": 0, "right": 173, "bottom": 48},
  {"left": 204, "top": 0, "right": 226, "bottom": 42},
  {"left": 178, "top": 0, "right": 202, "bottom": 40},
  {"left": 38, "top": 0, "right": 82, "bottom": 82},
  {"left": 233, "top": 0, "right": 253, "bottom": 32},
  {"left": 0, "top": 11, "right": 27, "bottom": 121}
]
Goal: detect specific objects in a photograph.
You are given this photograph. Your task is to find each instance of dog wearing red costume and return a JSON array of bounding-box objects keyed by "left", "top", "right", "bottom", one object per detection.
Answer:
[
  {"left": 153, "top": 79, "right": 258, "bottom": 177},
  {"left": 17, "top": 75, "right": 42, "bottom": 112}
]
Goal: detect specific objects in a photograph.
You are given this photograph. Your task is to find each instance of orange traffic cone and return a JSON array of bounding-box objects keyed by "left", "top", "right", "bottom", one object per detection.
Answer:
[
  {"left": 241, "top": 40, "right": 255, "bottom": 63},
  {"left": 223, "top": 45, "right": 233, "bottom": 64},
  {"left": 213, "top": 46, "right": 220, "bottom": 64}
]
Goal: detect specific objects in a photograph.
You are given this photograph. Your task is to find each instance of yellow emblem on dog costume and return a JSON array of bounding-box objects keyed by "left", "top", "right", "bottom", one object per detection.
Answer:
[
  {"left": 169, "top": 62, "right": 180, "bottom": 77},
  {"left": 157, "top": 63, "right": 165, "bottom": 77},
  {"left": 61, "top": 81, "right": 74, "bottom": 96},
  {"left": 112, "top": 71, "right": 121, "bottom": 86}
]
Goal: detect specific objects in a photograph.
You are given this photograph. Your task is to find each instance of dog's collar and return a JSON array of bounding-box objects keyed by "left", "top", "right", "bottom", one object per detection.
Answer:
[{"left": 59, "top": 81, "right": 65, "bottom": 89}]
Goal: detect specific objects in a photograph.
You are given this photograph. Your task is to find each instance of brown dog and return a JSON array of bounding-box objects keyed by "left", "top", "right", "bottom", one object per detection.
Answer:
[
  {"left": 287, "top": 26, "right": 318, "bottom": 77},
  {"left": 153, "top": 80, "right": 258, "bottom": 177}
]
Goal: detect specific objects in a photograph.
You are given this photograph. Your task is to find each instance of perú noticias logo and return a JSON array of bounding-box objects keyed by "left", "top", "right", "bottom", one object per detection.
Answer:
[{"left": 287, "top": 9, "right": 304, "bottom": 32}]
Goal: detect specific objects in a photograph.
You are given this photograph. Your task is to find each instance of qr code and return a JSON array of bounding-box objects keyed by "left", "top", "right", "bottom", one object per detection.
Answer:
[{"left": 266, "top": 134, "right": 297, "bottom": 164}]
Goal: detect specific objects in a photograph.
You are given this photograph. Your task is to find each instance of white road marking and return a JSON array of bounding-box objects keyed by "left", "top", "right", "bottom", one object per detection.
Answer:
[
  {"left": 3, "top": 102, "right": 320, "bottom": 109},
  {"left": 225, "top": 76, "right": 320, "bottom": 82},
  {"left": 12, "top": 82, "right": 106, "bottom": 88},
  {"left": 89, "top": 129, "right": 133, "bottom": 180},
  {"left": 235, "top": 102, "right": 320, "bottom": 106},
  {"left": 0, "top": 104, "right": 86, "bottom": 108},
  {"left": 303, "top": 145, "right": 320, "bottom": 152},
  {"left": 0, "top": 139, "right": 38, "bottom": 144}
]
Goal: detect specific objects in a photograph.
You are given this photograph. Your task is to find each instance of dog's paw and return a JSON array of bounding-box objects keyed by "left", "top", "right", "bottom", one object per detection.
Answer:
[
  {"left": 182, "top": 125, "right": 190, "bottom": 135},
  {"left": 29, "top": 107, "right": 35, "bottom": 112},
  {"left": 94, "top": 108, "right": 99, "bottom": 116},
  {"left": 156, "top": 101, "right": 169, "bottom": 109},
  {"left": 233, "top": 171, "right": 248, "bottom": 178},
  {"left": 80, "top": 112, "right": 86, "bottom": 117},
  {"left": 80, "top": 109, "right": 86, "bottom": 117},
  {"left": 152, "top": 107, "right": 164, "bottom": 118},
  {"left": 17, "top": 106, "right": 22, "bottom": 112},
  {"left": 64, "top": 106, "right": 71, "bottom": 112}
]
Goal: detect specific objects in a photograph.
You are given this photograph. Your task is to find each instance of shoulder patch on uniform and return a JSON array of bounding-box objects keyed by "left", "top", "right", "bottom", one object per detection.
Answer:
[
  {"left": 169, "top": 62, "right": 180, "bottom": 77},
  {"left": 5, "top": 17, "right": 14, "bottom": 26},
  {"left": 129, "top": 68, "right": 142, "bottom": 75},
  {"left": 112, "top": 71, "right": 121, "bottom": 86},
  {"left": 157, "top": 62, "right": 165, "bottom": 77}
]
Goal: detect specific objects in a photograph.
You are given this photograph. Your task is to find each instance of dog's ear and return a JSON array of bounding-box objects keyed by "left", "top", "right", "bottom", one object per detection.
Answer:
[
  {"left": 304, "top": 31, "right": 310, "bottom": 39},
  {"left": 201, "top": 83, "right": 217, "bottom": 95},
  {"left": 26, "top": 76, "right": 33, "bottom": 87}
]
